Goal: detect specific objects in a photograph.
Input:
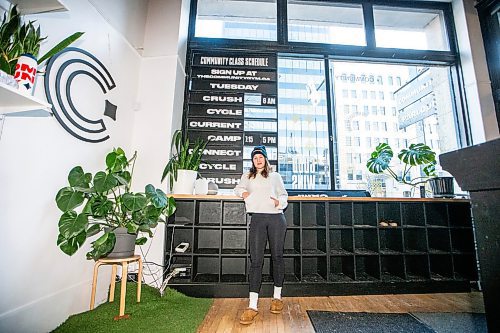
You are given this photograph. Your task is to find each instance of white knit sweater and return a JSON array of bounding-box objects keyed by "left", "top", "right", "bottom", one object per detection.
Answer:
[{"left": 234, "top": 171, "right": 288, "bottom": 213}]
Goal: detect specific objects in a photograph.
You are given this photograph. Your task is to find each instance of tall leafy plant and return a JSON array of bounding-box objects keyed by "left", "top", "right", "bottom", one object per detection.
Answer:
[
  {"left": 161, "top": 129, "right": 210, "bottom": 190},
  {"left": 0, "top": 5, "right": 83, "bottom": 75},
  {"left": 56, "top": 148, "right": 176, "bottom": 260},
  {"left": 366, "top": 143, "right": 437, "bottom": 187}
]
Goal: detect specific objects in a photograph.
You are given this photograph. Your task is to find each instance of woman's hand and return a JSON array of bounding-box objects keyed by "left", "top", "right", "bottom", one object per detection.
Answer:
[
  {"left": 271, "top": 197, "right": 279, "bottom": 207},
  {"left": 242, "top": 192, "right": 250, "bottom": 199}
]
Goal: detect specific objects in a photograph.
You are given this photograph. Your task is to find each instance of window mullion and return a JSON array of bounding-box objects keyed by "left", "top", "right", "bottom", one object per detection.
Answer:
[
  {"left": 188, "top": 0, "right": 199, "bottom": 41},
  {"left": 362, "top": 2, "right": 376, "bottom": 49},
  {"left": 324, "top": 58, "right": 337, "bottom": 191},
  {"left": 277, "top": 0, "right": 288, "bottom": 46}
]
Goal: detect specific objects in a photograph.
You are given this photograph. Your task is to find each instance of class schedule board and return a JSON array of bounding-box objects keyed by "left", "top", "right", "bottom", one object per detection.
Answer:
[{"left": 187, "top": 53, "right": 279, "bottom": 188}]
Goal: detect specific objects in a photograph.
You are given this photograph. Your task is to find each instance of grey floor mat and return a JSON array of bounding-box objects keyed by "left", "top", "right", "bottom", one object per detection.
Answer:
[
  {"left": 307, "top": 311, "right": 436, "bottom": 333},
  {"left": 410, "top": 313, "right": 487, "bottom": 333}
]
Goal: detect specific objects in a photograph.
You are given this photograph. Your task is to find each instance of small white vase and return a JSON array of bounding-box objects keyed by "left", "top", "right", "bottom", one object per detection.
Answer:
[
  {"left": 172, "top": 169, "right": 198, "bottom": 194},
  {"left": 194, "top": 178, "right": 209, "bottom": 195},
  {"left": 14, "top": 53, "right": 37, "bottom": 94}
]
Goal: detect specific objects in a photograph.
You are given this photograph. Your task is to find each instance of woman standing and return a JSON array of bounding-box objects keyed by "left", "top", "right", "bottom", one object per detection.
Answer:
[{"left": 234, "top": 145, "right": 288, "bottom": 325}]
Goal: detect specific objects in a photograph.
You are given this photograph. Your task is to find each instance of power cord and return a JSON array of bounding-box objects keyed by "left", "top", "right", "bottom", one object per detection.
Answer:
[
  {"left": 136, "top": 223, "right": 178, "bottom": 290},
  {"left": 111, "top": 225, "right": 180, "bottom": 292},
  {"left": 164, "top": 224, "right": 177, "bottom": 273},
  {"left": 159, "top": 267, "right": 186, "bottom": 297}
]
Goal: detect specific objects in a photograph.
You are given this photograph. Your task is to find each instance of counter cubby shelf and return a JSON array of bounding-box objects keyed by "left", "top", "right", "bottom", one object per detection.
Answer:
[{"left": 164, "top": 196, "right": 478, "bottom": 297}]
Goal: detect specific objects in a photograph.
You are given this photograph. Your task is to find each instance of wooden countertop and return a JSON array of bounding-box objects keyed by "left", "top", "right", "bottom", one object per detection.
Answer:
[{"left": 170, "top": 194, "right": 469, "bottom": 203}]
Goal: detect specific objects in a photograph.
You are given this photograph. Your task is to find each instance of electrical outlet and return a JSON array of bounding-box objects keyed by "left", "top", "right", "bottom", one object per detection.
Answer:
[{"left": 175, "top": 242, "right": 190, "bottom": 253}]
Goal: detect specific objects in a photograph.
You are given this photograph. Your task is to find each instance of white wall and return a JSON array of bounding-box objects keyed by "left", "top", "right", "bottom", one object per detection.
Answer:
[
  {"left": 0, "top": 0, "right": 143, "bottom": 331},
  {"left": 131, "top": 0, "right": 190, "bottom": 286},
  {"left": 1, "top": 0, "right": 188, "bottom": 331}
]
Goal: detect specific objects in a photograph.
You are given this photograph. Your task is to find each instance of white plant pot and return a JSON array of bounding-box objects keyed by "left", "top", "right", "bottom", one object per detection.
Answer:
[
  {"left": 172, "top": 169, "right": 198, "bottom": 194},
  {"left": 14, "top": 53, "right": 37, "bottom": 94}
]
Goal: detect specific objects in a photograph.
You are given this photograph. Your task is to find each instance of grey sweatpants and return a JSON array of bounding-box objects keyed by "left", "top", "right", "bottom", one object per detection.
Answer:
[{"left": 248, "top": 213, "right": 287, "bottom": 293}]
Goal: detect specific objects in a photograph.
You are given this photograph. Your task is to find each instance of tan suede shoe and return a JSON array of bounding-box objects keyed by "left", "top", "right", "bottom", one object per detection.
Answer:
[
  {"left": 270, "top": 298, "right": 284, "bottom": 314},
  {"left": 239, "top": 308, "right": 258, "bottom": 325}
]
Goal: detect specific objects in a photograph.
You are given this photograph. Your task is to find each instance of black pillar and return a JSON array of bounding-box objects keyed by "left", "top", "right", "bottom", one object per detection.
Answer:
[{"left": 440, "top": 138, "right": 500, "bottom": 333}]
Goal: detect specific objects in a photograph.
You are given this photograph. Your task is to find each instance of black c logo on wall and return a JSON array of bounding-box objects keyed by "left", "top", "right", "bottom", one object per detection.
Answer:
[{"left": 44, "top": 47, "right": 117, "bottom": 143}]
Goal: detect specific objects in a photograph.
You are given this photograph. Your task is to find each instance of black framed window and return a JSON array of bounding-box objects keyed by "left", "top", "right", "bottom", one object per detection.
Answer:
[
  {"left": 186, "top": 0, "right": 468, "bottom": 195},
  {"left": 287, "top": 1, "right": 365, "bottom": 46},
  {"left": 194, "top": 0, "right": 277, "bottom": 41},
  {"left": 331, "top": 61, "right": 460, "bottom": 195},
  {"left": 373, "top": 5, "right": 450, "bottom": 51},
  {"left": 277, "top": 57, "right": 331, "bottom": 190}
]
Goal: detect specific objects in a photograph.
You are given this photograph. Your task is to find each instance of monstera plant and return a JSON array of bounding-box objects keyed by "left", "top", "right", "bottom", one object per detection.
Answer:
[
  {"left": 366, "top": 143, "right": 437, "bottom": 188},
  {"left": 56, "top": 148, "right": 176, "bottom": 260}
]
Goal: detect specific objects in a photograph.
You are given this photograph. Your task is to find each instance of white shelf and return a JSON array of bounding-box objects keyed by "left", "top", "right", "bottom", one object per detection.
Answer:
[
  {"left": 5, "top": 0, "right": 67, "bottom": 14},
  {"left": 0, "top": 82, "right": 52, "bottom": 115}
]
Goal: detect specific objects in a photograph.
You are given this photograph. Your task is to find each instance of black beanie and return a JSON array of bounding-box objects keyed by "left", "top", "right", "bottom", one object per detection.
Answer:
[{"left": 251, "top": 145, "right": 268, "bottom": 159}]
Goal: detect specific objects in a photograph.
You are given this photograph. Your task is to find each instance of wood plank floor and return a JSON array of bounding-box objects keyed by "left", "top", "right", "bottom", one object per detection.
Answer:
[{"left": 197, "top": 292, "right": 484, "bottom": 333}]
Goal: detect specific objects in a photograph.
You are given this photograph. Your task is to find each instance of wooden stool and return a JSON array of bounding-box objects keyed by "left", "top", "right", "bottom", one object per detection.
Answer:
[{"left": 90, "top": 255, "right": 143, "bottom": 320}]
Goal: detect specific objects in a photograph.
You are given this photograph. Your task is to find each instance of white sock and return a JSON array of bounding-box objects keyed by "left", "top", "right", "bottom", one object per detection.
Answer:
[
  {"left": 249, "top": 292, "right": 259, "bottom": 310},
  {"left": 273, "top": 286, "right": 282, "bottom": 300}
]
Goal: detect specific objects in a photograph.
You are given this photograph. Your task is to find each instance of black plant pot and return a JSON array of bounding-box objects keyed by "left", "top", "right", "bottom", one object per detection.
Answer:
[
  {"left": 429, "top": 177, "right": 455, "bottom": 198},
  {"left": 106, "top": 227, "right": 137, "bottom": 259}
]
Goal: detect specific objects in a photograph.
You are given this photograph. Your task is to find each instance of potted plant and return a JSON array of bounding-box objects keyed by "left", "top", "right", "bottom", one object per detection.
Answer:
[
  {"left": 56, "top": 148, "right": 176, "bottom": 260},
  {"left": 366, "top": 143, "right": 438, "bottom": 196},
  {"left": 161, "top": 129, "right": 210, "bottom": 194},
  {"left": 427, "top": 175, "right": 455, "bottom": 198},
  {"left": 0, "top": 5, "right": 83, "bottom": 88}
]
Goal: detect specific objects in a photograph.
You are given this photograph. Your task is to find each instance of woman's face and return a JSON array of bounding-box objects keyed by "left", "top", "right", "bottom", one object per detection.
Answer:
[{"left": 253, "top": 154, "right": 266, "bottom": 171}]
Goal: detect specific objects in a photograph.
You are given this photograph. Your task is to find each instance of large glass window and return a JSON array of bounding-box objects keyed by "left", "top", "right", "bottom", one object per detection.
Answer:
[
  {"left": 188, "top": 0, "right": 465, "bottom": 196},
  {"left": 331, "top": 61, "right": 458, "bottom": 196},
  {"left": 277, "top": 58, "right": 331, "bottom": 190},
  {"left": 288, "top": 1, "right": 365, "bottom": 46},
  {"left": 373, "top": 6, "right": 449, "bottom": 51},
  {"left": 195, "top": 0, "right": 277, "bottom": 40}
]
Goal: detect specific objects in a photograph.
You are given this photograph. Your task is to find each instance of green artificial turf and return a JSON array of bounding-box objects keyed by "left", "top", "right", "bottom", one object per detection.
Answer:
[{"left": 52, "top": 283, "right": 213, "bottom": 333}]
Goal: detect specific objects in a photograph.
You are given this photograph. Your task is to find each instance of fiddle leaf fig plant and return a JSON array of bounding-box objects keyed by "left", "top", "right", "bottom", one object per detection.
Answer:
[
  {"left": 366, "top": 143, "right": 437, "bottom": 187},
  {"left": 56, "top": 148, "right": 176, "bottom": 260}
]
